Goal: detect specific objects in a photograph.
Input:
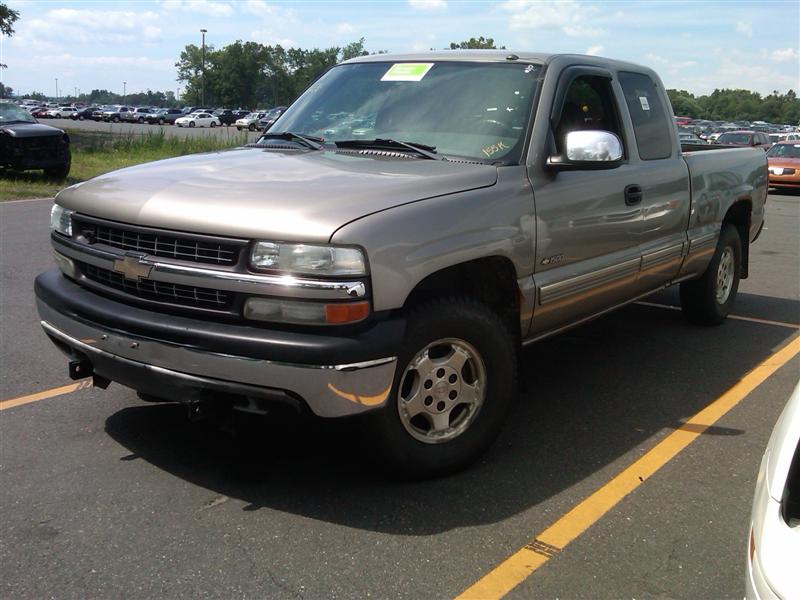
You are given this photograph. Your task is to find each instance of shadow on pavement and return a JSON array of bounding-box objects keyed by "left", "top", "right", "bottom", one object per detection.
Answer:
[{"left": 105, "top": 298, "right": 799, "bottom": 535}]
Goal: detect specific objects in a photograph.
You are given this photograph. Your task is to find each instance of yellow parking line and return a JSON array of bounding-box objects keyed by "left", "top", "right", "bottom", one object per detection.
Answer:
[
  {"left": 0, "top": 379, "right": 92, "bottom": 411},
  {"left": 457, "top": 335, "right": 800, "bottom": 600},
  {"left": 635, "top": 301, "right": 800, "bottom": 329}
]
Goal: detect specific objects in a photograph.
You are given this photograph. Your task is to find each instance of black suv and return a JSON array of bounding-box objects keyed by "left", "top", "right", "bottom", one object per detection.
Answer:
[{"left": 0, "top": 102, "right": 71, "bottom": 178}]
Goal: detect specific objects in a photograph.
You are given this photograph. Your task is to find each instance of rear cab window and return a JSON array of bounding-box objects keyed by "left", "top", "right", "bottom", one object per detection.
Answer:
[{"left": 618, "top": 71, "right": 673, "bottom": 160}]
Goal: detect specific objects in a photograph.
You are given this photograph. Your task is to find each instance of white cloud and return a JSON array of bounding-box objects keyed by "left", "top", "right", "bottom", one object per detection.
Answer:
[
  {"left": 21, "top": 8, "right": 162, "bottom": 46},
  {"left": 249, "top": 29, "right": 293, "bottom": 47},
  {"left": 586, "top": 45, "right": 604, "bottom": 56},
  {"left": 501, "top": 0, "right": 605, "bottom": 37},
  {"left": 736, "top": 20, "right": 753, "bottom": 38},
  {"left": 242, "top": 0, "right": 280, "bottom": 17},
  {"left": 408, "top": 0, "right": 447, "bottom": 11},
  {"left": 337, "top": 22, "right": 355, "bottom": 35},
  {"left": 645, "top": 53, "right": 697, "bottom": 72},
  {"left": 161, "top": 0, "right": 233, "bottom": 17},
  {"left": 771, "top": 47, "right": 798, "bottom": 63}
]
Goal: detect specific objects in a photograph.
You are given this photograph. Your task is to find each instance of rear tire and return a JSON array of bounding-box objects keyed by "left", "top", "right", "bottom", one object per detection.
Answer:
[
  {"left": 189, "top": 121, "right": 196, "bottom": 128},
  {"left": 680, "top": 223, "right": 742, "bottom": 325},
  {"left": 361, "top": 297, "right": 517, "bottom": 478}
]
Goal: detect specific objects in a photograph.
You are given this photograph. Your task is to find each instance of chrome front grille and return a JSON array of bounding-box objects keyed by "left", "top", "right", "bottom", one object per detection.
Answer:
[
  {"left": 81, "top": 263, "right": 233, "bottom": 310},
  {"left": 74, "top": 218, "right": 242, "bottom": 266}
]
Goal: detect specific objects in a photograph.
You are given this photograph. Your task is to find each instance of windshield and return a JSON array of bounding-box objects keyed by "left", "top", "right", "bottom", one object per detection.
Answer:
[
  {"left": 0, "top": 102, "right": 36, "bottom": 124},
  {"left": 718, "top": 132, "right": 752, "bottom": 145},
  {"left": 273, "top": 61, "right": 541, "bottom": 163},
  {"left": 767, "top": 144, "right": 800, "bottom": 158}
]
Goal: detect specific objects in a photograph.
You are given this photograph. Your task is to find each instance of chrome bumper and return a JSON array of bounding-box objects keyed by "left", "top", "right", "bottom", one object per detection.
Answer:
[{"left": 37, "top": 299, "right": 397, "bottom": 418}]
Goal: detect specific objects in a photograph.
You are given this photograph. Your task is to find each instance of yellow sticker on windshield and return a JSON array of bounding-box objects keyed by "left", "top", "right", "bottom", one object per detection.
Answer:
[
  {"left": 381, "top": 63, "right": 434, "bottom": 82},
  {"left": 482, "top": 141, "right": 509, "bottom": 157}
]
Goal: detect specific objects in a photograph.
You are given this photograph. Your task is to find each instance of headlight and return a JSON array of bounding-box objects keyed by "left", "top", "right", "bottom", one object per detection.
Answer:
[
  {"left": 250, "top": 242, "right": 367, "bottom": 276},
  {"left": 50, "top": 204, "right": 73, "bottom": 237}
]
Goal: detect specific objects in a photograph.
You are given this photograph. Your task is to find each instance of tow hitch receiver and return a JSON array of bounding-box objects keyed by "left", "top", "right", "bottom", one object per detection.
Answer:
[{"left": 68, "top": 359, "right": 92, "bottom": 380}]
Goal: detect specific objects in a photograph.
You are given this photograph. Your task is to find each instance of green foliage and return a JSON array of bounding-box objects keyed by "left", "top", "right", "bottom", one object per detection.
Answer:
[
  {"left": 449, "top": 37, "right": 505, "bottom": 50},
  {"left": 175, "top": 37, "right": 373, "bottom": 108},
  {"left": 667, "top": 88, "right": 800, "bottom": 124},
  {"left": 0, "top": 82, "right": 11, "bottom": 98},
  {"left": 0, "top": 2, "right": 19, "bottom": 36}
]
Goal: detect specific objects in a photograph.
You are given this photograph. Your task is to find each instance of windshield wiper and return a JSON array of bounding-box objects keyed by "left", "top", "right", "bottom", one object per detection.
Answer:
[
  {"left": 335, "top": 138, "right": 445, "bottom": 160},
  {"left": 258, "top": 131, "right": 324, "bottom": 150}
]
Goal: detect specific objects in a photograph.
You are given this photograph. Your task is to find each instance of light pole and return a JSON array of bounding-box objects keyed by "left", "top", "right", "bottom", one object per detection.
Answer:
[
  {"left": 55, "top": 78, "right": 58, "bottom": 103},
  {"left": 200, "top": 28, "right": 207, "bottom": 106},
  {"left": 123, "top": 81, "right": 126, "bottom": 105}
]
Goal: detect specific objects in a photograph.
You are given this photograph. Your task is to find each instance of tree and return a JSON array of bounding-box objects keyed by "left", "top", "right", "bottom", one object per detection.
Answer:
[
  {"left": 449, "top": 36, "right": 505, "bottom": 50},
  {"left": 0, "top": 81, "right": 11, "bottom": 98},
  {"left": 0, "top": 2, "right": 19, "bottom": 37}
]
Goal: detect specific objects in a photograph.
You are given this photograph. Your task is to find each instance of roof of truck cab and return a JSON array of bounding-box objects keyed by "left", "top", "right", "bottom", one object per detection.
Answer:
[{"left": 343, "top": 50, "right": 652, "bottom": 72}]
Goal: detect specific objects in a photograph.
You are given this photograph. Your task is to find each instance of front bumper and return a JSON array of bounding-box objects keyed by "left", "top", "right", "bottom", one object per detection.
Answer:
[{"left": 35, "top": 270, "right": 402, "bottom": 418}]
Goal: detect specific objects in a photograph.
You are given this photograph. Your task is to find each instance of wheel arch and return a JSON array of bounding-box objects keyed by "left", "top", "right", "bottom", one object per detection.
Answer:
[
  {"left": 402, "top": 256, "right": 522, "bottom": 343},
  {"left": 723, "top": 199, "right": 752, "bottom": 278}
]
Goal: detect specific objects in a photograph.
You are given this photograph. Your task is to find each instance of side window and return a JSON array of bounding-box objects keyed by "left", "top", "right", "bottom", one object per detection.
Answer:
[
  {"left": 618, "top": 71, "right": 673, "bottom": 160},
  {"left": 554, "top": 75, "right": 623, "bottom": 155}
]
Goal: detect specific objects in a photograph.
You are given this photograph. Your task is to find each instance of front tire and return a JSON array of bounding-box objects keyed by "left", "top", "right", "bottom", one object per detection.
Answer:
[
  {"left": 362, "top": 297, "right": 517, "bottom": 477},
  {"left": 680, "top": 223, "right": 742, "bottom": 325},
  {"left": 189, "top": 121, "right": 195, "bottom": 128}
]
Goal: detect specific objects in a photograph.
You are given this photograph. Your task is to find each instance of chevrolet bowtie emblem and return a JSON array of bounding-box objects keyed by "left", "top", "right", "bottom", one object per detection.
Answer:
[{"left": 113, "top": 255, "right": 153, "bottom": 280}]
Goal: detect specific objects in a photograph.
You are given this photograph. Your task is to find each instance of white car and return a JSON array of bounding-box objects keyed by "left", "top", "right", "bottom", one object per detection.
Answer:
[
  {"left": 747, "top": 381, "right": 800, "bottom": 599},
  {"left": 235, "top": 112, "right": 267, "bottom": 131},
  {"left": 46, "top": 107, "right": 78, "bottom": 118},
  {"left": 174, "top": 112, "right": 221, "bottom": 128}
]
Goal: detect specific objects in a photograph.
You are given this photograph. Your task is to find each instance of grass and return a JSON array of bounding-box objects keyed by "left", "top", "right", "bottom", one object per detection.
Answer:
[{"left": 0, "top": 129, "right": 249, "bottom": 201}]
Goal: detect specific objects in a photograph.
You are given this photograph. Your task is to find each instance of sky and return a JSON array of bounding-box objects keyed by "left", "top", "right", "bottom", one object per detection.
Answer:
[{"left": 1, "top": 0, "right": 798, "bottom": 99}]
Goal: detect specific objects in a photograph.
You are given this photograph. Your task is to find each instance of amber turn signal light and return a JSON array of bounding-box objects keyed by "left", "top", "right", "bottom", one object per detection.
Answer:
[{"left": 325, "top": 301, "right": 370, "bottom": 324}]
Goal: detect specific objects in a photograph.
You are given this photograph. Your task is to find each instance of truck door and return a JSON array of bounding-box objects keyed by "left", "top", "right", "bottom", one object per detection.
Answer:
[
  {"left": 617, "top": 71, "right": 691, "bottom": 293},
  {"left": 528, "top": 68, "right": 643, "bottom": 336}
]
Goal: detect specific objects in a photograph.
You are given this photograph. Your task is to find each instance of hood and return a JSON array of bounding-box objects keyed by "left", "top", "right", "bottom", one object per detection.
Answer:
[
  {"left": 1, "top": 122, "right": 64, "bottom": 138},
  {"left": 768, "top": 156, "right": 800, "bottom": 167},
  {"left": 55, "top": 147, "right": 497, "bottom": 242}
]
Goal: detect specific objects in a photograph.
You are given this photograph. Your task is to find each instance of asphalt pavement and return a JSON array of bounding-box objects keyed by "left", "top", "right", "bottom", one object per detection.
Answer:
[
  {"left": 43, "top": 117, "right": 262, "bottom": 142},
  {"left": 0, "top": 192, "right": 798, "bottom": 599}
]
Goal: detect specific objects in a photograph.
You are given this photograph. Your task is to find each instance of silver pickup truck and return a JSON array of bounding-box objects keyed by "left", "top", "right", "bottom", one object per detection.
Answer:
[{"left": 36, "top": 52, "right": 767, "bottom": 476}]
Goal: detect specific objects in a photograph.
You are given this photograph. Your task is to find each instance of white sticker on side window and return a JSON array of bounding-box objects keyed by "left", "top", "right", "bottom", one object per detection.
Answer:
[
  {"left": 381, "top": 63, "right": 434, "bottom": 82},
  {"left": 639, "top": 96, "right": 651, "bottom": 111}
]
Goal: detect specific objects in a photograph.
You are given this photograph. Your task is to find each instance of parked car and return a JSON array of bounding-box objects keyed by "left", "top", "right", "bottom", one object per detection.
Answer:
[
  {"left": 717, "top": 131, "right": 772, "bottom": 151},
  {"left": 102, "top": 106, "right": 132, "bottom": 123},
  {"left": 678, "top": 129, "right": 708, "bottom": 145},
  {"left": 211, "top": 109, "right": 239, "bottom": 126},
  {"left": 145, "top": 108, "right": 184, "bottom": 125},
  {"left": 174, "top": 112, "right": 221, "bottom": 128},
  {"left": 122, "top": 107, "right": 155, "bottom": 123},
  {"left": 70, "top": 106, "right": 99, "bottom": 121},
  {"left": 260, "top": 106, "right": 286, "bottom": 131},
  {"left": 30, "top": 107, "right": 50, "bottom": 119},
  {"left": 35, "top": 52, "right": 767, "bottom": 477},
  {"left": 766, "top": 142, "right": 800, "bottom": 190},
  {"left": 235, "top": 111, "right": 268, "bottom": 131},
  {"left": 0, "top": 101, "right": 71, "bottom": 178},
  {"left": 747, "top": 382, "right": 800, "bottom": 599},
  {"left": 46, "top": 106, "right": 78, "bottom": 119}
]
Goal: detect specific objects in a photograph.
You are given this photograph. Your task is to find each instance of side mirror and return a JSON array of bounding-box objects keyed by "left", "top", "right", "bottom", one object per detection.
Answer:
[{"left": 547, "top": 130, "right": 624, "bottom": 171}]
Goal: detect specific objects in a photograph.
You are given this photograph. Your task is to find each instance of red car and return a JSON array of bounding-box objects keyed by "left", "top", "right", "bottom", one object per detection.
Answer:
[
  {"left": 30, "top": 107, "right": 49, "bottom": 118},
  {"left": 716, "top": 130, "right": 772, "bottom": 151}
]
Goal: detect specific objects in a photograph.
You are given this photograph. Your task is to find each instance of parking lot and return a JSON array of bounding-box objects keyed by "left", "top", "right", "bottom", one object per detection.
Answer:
[
  {"left": 43, "top": 117, "right": 262, "bottom": 142},
  {"left": 0, "top": 192, "right": 798, "bottom": 598}
]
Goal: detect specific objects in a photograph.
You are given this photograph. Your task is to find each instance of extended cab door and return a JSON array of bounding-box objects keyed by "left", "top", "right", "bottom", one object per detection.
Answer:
[
  {"left": 616, "top": 71, "right": 690, "bottom": 293},
  {"left": 527, "top": 66, "right": 644, "bottom": 336}
]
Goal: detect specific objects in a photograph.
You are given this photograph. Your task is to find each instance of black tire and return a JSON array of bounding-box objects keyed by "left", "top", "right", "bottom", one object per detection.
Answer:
[
  {"left": 78, "top": 115, "right": 84, "bottom": 121},
  {"left": 44, "top": 157, "right": 71, "bottom": 180},
  {"left": 137, "top": 117, "right": 144, "bottom": 123},
  {"left": 189, "top": 121, "right": 195, "bottom": 128},
  {"left": 112, "top": 116, "right": 120, "bottom": 123},
  {"left": 159, "top": 118, "right": 165, "bottom": 125},
  {"left": 210, "top": 121, "right": 216, "bottom": 128},
  {"left": 361, "top": 297, "right": 517, "bottom": 477},
  {"left": 248, "top": 123, "right": 255, "bottom": 131},
  {"left": 680, "top": 223, "right": 742, "bottom": 325}
]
